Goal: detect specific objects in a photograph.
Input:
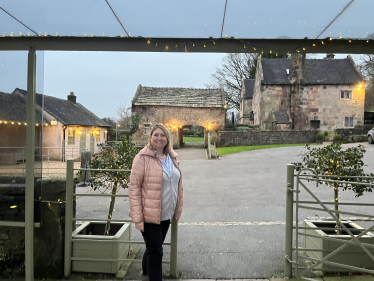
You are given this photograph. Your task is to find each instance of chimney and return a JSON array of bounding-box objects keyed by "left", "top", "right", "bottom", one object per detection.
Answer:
[
  {"left": 290, "top": 53, "right": 305, "bottom": 83},
  {"left": 68, "top": 91, "right": 76, "bottom": 104},
  {"left": 325, "top": 53, "right": 335, "bottom": 59}
]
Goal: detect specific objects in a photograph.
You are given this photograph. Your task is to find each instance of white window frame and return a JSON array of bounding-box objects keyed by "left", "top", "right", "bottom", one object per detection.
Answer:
[
  {"left": 344, "top": 117, "right": 354, "bottom": 127},
  {"left": 68, "top": 130, "right": 75, "bottom": 145},
  {"left": 95, "top": 129, "right": 101, "bottom": 142},
  {"left": 144, "top": 124, "right": 151, "bottom": 135},
  {"left": 341, "top": 91, "right": 352, "bottom": 99}
]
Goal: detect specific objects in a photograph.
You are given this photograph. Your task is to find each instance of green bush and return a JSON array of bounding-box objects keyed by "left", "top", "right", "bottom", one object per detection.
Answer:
[
  {"left": 316, "top": 133, "right": 324, "bottom": 140},
  {"left": 333, "top": 134, "right": 342, "bottom": 140}
]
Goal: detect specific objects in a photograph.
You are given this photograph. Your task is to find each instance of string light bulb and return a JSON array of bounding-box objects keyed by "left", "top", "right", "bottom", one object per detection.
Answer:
[
  {"left": 244, "top": 44, "right": 246, "bottom": 49},
  {"left": 193, "top": 42, "right": 195, "bottom": 47},
  {"left": 175, "top": 44, "right": 177, "bottom": 48},
  {"left": 329, "top": 37, "right": 332, "bottom": 41},
  {"left": 270, "top": 50, "right": 272, "bottom": 53},
  {"left": 349, "top": 39, "right": 351, "bottom": 43},
  {"left": 253, "top": 47, "right": 256, "bottom": 50},
  {"left": 147, "top": 39, "right": 151, "bottom": 45},
  {"left": 367, "top": 40, "right": 370, "bottom": 43},
  {"left": 213, "top": 41, "right": 215, "bottom": 44},
  {"left": 321, "top": 41, "right": 324, "bottom": 44},
  {"left": 204, "top": 44, "right": 206, "bottom": 48},
  {"left": 165, "top": 45, "right": 169, "bottom": 51}
]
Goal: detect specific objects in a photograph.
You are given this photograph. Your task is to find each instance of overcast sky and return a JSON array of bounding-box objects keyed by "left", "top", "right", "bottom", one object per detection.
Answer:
[{"left": 1, "top": 0, "right": 373, "bottom": 119}]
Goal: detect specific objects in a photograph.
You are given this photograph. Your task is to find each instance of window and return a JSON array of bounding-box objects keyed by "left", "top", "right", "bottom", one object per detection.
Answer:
[
  {"left": 144, "top": 124, "right": 151, "bottom": 135},
  {"left": 96, "top": 130, "right": 100, "bottom": 142},
  {"left": 345, "top": 117, "right": 354, "bottom": 127},
  {"left": 68, "top": 130, "right": 75, "bottom": 145},
  {"left": 341, "top": 91, "right": 352, "bottom": 99}
]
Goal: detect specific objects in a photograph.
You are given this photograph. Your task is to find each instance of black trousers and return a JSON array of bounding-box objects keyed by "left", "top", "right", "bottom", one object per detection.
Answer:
[{"left": 141, "top": 220, "right": 170, "bottom": 281}]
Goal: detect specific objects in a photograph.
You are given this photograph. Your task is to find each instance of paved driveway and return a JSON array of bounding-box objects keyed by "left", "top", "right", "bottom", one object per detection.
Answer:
[{"left": 75, "top": 142, "right": 374, "bottom": 279}]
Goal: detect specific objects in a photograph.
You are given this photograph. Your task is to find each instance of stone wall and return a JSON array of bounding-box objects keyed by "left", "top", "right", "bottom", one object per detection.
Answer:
[
  {"left": 131, "top": 105, "right": 225, "bottom": 147},
  {"left": 0, "top": 179, "right": 70, "bottom": 279},
  {"left": 219, "top": 130, "right": 318, "bottom": 147},
  {"left": 335, "top": 124, "right": 373, "bottom": 143}
]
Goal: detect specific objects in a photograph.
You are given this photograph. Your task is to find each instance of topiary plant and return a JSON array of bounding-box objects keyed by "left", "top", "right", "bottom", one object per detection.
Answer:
[
  {"left": 324, "top": 131, "right": 329, "bottom": 140},
  {"left": 293, "top": 143, "right": 373, "bottom": 233}
]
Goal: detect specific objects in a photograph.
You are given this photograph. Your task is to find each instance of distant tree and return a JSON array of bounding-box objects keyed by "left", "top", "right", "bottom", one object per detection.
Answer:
[
  {"left": 206, "top": 53, "right": 258, "bottom": 111},
  {"left": 102, "top": 117, "right": 116, "bottom": 129},
  {"left": 116, "top": 103, "right": 132, "bottom": 130},
  {"left": 356, "top": 32, "right": 374, "bottom": 111}
]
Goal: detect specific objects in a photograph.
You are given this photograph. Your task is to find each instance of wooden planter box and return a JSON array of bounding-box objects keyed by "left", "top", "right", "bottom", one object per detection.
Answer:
[
  {"left": 72, "top": 221, "right": 130, "bottom": 274},
  {"left": 304, "top": 220, "right": 374, "bottom": 271}
]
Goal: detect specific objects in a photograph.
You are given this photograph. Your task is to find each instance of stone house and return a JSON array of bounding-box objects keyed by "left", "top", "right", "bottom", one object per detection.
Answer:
[
  {"left": 239, "top": 79, "right": 255, "bottom": 124},
  {"left": 131, "top": 85, "right": 226, "bottom": 148},
  {"left": 0, "top": 88, "right": 110, "bottom": 164},
  {"left": 240, "top": 54, "right": 366, "bottom": 133}
]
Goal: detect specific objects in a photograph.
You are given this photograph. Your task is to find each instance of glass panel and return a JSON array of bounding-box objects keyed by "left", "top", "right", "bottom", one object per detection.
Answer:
[
  {"left": 0, "top": 50, "right": 43, "bottom": 222},
  {"left": 3, "top": 0, "right": 371, "bottom": 39}
]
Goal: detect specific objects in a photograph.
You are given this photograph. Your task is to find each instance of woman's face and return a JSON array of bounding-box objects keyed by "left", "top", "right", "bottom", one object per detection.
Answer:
[{"left": 151, "top": 128, "right": 168, "bottom": 151}]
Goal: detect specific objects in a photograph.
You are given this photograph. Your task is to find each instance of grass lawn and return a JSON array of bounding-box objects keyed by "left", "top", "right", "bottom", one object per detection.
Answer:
[
  {"left": 217, "top": 143, "right": 318, "bottom": 156},
  {"left": 183, "top": 137, "right": 204, "bottom": 142}
]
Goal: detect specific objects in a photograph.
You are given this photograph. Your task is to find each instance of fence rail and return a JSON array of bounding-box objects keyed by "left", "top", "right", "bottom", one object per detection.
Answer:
[
  {"left": 285, "top": 164, "right": 374, "bottom": 279},
  {"left": 64, "top": 159, "right": 179, "bottom": 277}
]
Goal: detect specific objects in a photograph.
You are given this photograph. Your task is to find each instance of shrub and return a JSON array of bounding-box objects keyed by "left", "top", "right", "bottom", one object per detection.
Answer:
[
  {"left": 293, "top": 143, "right": 374, "bottom": 233},
  {"left": 324, "top": 131, "right": 329, "bottom": 140},
  {"left": 333, "top": 134, "right": 342, "bottom": 140},
  {"left": 316, "top": 133, "right": 324, "bottom": 140}
]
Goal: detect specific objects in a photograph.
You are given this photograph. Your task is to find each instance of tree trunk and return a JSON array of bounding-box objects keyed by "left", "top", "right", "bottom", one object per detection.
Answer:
[
  {"left": 334, "top": 184, "right": 342, "bottom": 235},
  {"left": 104, "top": 180, "right": 118, "bottom": 235}
]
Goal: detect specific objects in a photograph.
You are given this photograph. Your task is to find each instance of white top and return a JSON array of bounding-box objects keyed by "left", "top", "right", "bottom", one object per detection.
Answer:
[{"left": 160, "top": 161, "right": 180, "bottom": 221}]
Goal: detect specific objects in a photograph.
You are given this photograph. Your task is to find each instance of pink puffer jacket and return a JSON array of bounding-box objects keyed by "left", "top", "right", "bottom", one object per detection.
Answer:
[{"left": 129, "top": 146, "right": 183, "bottom": 224}]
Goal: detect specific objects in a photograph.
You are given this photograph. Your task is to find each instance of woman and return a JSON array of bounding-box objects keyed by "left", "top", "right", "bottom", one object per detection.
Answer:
[{"left": 129, "top": 124, "right": 183, "bottom": 281}]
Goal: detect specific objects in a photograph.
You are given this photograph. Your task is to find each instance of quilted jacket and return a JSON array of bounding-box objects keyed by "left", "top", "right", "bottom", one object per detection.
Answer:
[{"left": 129, "top": 146, "right": 183, "bottom": 224}]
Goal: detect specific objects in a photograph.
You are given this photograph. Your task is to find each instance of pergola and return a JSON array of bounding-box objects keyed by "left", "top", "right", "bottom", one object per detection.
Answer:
[{"left": 1, "top": 1, "right": 374, "bottom": 280}]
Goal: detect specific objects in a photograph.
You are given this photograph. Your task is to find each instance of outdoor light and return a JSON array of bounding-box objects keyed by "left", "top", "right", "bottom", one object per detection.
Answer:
[
  {"left": 244, "top": 44, "right": 246, "bottom": 48},
  {"left": 4, "top": 121, "right": 7, "bottom": 124},
  {"left": 147, "top": 39, "right": 151, "bottom": 45},
  {"left": 224, "top": 104, "right": 227, "bottom": 109},
  {"left": 329, "top": 37, "right": 332, "bottom": 41},
  {"left": 18, "top": 122, "right": 20, "bottom": 125},
  {"left": 36, "top": 123, "right": 38, "bottom": 126},
  {"left": 204, "top": 44, "right": 206, "bottom": 48},
  {"left": 213, "top": 41, "right": 216, "bottom": 44},
  {"left": 10, "top": 205, "right": 17, "bottom": 209},
  {"left": 78, "top": 131, "right": 81, "bottom": 134},
  {"left": 165, "top": 45, "right": 169, "bottom": 51},
  {"left": 367, "top": 40, "right": 370, "bottom": 43},
  {"left": 321, "top": 41, "right": 324, "bottom": 44},
  {"left": 359, "top": 84, "right": 363, "bottom": 88},
  {"left": 0, "top": 121, "right": 2, "bottom": 123},
  {"left": 270, "top": 50, "right": 272, "bottom": 53},
  {"left": 303, "top": 48, "right": 305, "bottom": 50},
  {"left": 11, "top": 122, "right": 14, "bottom": 124},
  {"left": 313, "top": 44, "right": 316, "bottom": 46},
  {"left": 24, "top": 123, "right": 26, "bottom": 125},
  {"left": 253, "top": 47, "right": 256, "bottom": 50},
  {"left": 349, "top": 39, "right": 352, "bottom": 43},
  {"left": 175, "top": 44, "right": 177, "bottom": 48}
]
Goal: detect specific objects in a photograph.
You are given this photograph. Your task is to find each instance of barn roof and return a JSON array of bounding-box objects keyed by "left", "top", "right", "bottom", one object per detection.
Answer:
[
  {"left": 261, "top": 56, "right": 363, "bottom": 85},
  {"left": 132, "top": 85, "right": 225, "bottom": 108},
  {"left": 0, "top": 88, "right": 110, "bottom": 127}
]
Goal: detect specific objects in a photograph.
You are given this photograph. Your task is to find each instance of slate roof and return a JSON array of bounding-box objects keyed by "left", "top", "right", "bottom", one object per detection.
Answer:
[
  {"left": 0, "top": 91, "right": 44, "bottom": 123},
  {"left": 243, "top": 79, "right": 255, "bottom": 99},
  {"left": 0, "top": 88, "right": 110, "bottom": 127},
  {"left": 132, "top": 85, "right": 225, "bottom": 108},
  {"left": 261, "top": 58, "right": 363, "bottom": 85}
]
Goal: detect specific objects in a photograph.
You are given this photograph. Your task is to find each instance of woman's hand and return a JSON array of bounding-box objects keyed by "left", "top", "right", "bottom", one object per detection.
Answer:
[{"left": 135, "top": 222, "right": 144, "bottom": 232}]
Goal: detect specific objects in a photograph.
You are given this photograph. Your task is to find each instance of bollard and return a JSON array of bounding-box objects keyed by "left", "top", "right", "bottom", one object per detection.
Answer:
[
  {"left": 284, "top": 164, "right": 294, "bottom": 278},
  {"left": 208, "top": 133, "right": 211, "bottom": 159},
  {"left": 64, "top": 159, "right": 74, "bottom": 277},
  {"left": 170, "top": 217, "right": 178, "bottom": 278}
]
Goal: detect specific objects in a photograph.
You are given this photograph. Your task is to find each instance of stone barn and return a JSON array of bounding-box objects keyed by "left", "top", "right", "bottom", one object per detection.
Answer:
[
  {"left": 240, "top": 54, "right": 366, "bottom": 133},
  {"left": 131, "top": 85, "right": 226, "bottom": 148}
]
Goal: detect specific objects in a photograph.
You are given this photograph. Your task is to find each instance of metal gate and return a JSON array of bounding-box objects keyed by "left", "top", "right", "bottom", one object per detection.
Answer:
[{"left": 285, "top": 164, "right": 374, "bottom": 280}]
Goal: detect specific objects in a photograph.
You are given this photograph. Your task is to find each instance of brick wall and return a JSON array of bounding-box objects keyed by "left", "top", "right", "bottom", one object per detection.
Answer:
[{"left": 219, "top": 130, "right": 318, "bottom": 146}]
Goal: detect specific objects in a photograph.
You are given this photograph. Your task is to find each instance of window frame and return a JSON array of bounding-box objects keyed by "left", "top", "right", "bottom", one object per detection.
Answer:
[
  {"left": 344, "top": 117, "right": 354, "bottom": 127},
  {"left": 68, "top": 130, "right": 75, "bottom": 145},
  {"left": 95, "top": 130, "right": 101, "bottom": 142},
  {"left": 341, "top": 91, "right": 352, "bottom": 100},
  {"left": 144, "top": 124, "right": 151, "bottom": 135}
]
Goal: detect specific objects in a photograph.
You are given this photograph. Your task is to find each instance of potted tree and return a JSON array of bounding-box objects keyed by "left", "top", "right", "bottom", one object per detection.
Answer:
[
  {"left": 333, "top": 134, "right": 342, "bottom": 144},
  {"left": 72, "top": 137, "right": 140, "bottom": 273},
  {"left": 293, "top": 143, "right": 374, "bottom": 270},
  {"left": 316, "top": 133, "right": 324, "bottom": 144}
]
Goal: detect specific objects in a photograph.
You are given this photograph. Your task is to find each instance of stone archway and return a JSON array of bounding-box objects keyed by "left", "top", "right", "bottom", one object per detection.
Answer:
[{"left": 131, "top": 85, "right": 226, "bottom": 148}]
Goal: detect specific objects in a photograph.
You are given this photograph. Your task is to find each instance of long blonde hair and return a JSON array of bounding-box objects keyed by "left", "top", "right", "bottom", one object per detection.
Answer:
[{"left": 147, "top": 124, "right": 172, "bottom": 154}]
